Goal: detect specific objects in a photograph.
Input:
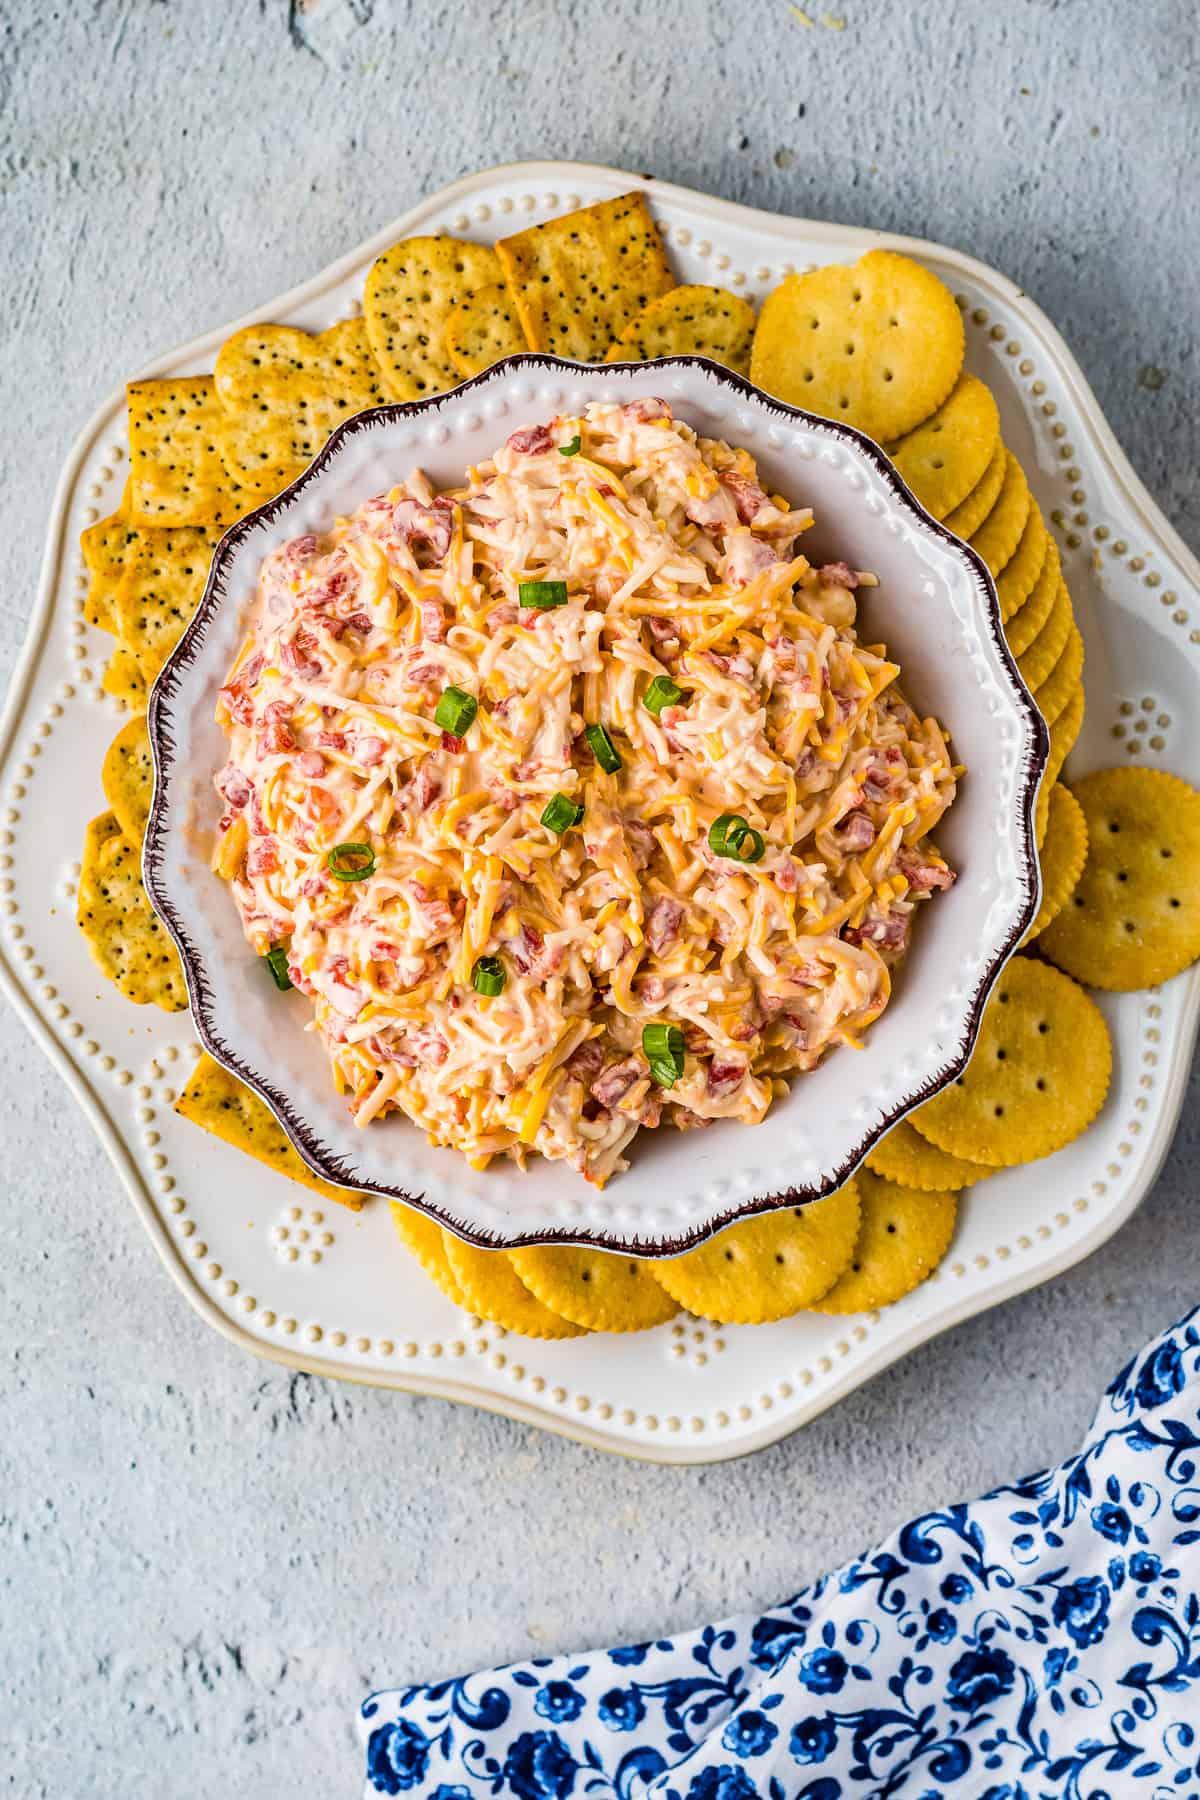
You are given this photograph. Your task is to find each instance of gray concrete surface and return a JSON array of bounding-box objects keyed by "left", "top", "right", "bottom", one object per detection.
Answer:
[{"left": 2, "top": 3, "right": 1198, "bottom": 1796}]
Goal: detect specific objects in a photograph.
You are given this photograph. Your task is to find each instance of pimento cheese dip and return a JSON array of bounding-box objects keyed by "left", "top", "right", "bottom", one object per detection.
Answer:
[{"left": 212, "top": 399, "right": 958, "bottom": 1185}]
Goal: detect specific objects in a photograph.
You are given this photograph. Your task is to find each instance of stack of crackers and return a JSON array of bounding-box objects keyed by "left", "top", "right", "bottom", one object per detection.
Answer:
[{"left": 75, "top": 190, "right": 1200, "bottom": 1338}]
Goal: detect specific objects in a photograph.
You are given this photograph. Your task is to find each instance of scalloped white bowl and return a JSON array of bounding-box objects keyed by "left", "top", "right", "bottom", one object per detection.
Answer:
[{"left": 144, "top": 355, "right": 1046, "bottom": 1252}]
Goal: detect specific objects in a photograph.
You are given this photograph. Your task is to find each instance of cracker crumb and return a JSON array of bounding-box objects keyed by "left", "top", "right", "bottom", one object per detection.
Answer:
[
  {"left": 789, "top": 4, "right": 815, "bottom": 25},
  {"left": 820, "top": 11, "right": 847, "bottom": 27}
]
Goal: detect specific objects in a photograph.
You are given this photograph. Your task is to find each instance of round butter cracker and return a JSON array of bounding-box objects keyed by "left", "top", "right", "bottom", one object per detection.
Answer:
[
  {"left": 1017, "top": 578, "right": 1073, "bottom": 694},
  {"left": 943, "top": 439, "right": 1006, "bottom": 541},
  {"left": 811, "top": 1172, "right": 958, "bottom": 1314},
  {"left": 887, "top": 372, "right": 1000, "bottom": 520},
  {"left": 969, "top": 450, "right": 1030, "bottom": 578},
  {"left": 997, "top": 502, "right": 1049, "bottom": 621},
  {"left": 509, "top": 1245, "right": 678, "bottom": 1333},
  {"left": 652, "top": 1184, "right": 861, "bottom": 1324},
  {"left": 910, "top": 956, "right": 1111, "bottom": 1166},
  {"left": 443, "top": 1235, "right": 588, "bottom": 1339},
  {"left": 1035, "top": 621, "right": 1085, "bottom": 728},
  {"left": 1005, "top": 536, "right": 1061, "bottom": 658},
  {"left": 750, "top": 250, "right": 964, "bottom": 442},
  {"left": 1022, "top": 782, "right": 1088, "bottom": 945},
  {"left": 1040, "top": 767, "right": 1200, "bottom": 990},
  {"left": 389, "top": 1202, "right": 468, "bottom": 1308},
  {"left": 866, "top": 1116, "right": 989, "bottom": 1192}
]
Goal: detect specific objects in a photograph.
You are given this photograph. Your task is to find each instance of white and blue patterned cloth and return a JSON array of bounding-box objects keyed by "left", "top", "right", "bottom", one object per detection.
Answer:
[{"left": 361, "top": 1305, "right": 1200, "bottom": 1799}]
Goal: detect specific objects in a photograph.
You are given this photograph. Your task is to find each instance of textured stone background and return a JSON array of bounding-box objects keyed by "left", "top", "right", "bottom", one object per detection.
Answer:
[{"left": 2, "top": 3, "right": 1198, "bottom": 1796}]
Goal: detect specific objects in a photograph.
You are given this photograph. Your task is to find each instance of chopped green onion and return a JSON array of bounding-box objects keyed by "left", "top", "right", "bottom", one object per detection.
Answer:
[
  {"left": 264, "top": 945, "right": 292, "bottom": 991},
  {"left": 434, "top": 685, "right": 478, "bottom": 736},
  {"left": 558, "top": 435, "right": 582, "bottom": 457},
  {"left": 642, "top": 1021, "right": 685, "bottom": 1087},
  {"left": 327, "top": 841, "right": 376, "bottom": 882},
  {"left": 708, "top": 812, "right": 766, "bottom": 864},
  {"left": 519, "top": 579, "right": 569, "bottom": 610},
  {"left": 642, "top": 674, "right": 685, "bottom": 717},
  {"left": 541, "top": 792, "right": 584, "bottom": 835},
  {"left": 472, "top": 955, "right": 506, "bottom": 997},
  {"left": 584, "top": 722, "right": 622, "bottom": 773}
]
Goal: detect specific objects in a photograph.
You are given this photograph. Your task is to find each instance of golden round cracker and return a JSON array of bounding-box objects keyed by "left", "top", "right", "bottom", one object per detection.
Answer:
[
  {"left": 444, "top": 283, "right": 530, "bottom": 380},
  {"left": 969, "top": 450, "right": 1031, "bottom": 578},
  {"left": 101, "top": 713, "right": 154, "bottom": 847},
  {"left": 1017, "top": 578, "right": 1073, "bottom": 693},
  {"left": 887, "top": 373, "right": 1000, "bottom": 521},
  {"left": 605, "top": 284, "right": 756, "bottom": 375},
  {"left": 997, "top": 502, "right": 1049, "bottom": 621},
  {"left": 1005, "top": 536, "right": 1060, "bottom": 658},
  {"left": 750, "top": 250, "right": 964, "bottom": 442},
  {"left": 650, "top": 1183, "right": 861, "bottom": 1324},
  {"left": 1040, "top": 686, "right": 1086, "bottom": 837},
  {"left": 364, "top": 237, "right": 504, "bottom": 402},
  {"left": 943, "top": 439, "right": 1006, "bottom": 541},
  {"left": 442, "top": 1235, "right": 588, "bottom": 1339},
  {"left": 1040, "top": 768, "right": 1200, "bottom": 990},
  {"left": 1035, "top": 621, "right": 1084, "bottom": 728},
  {"left": 811, "top": 1172, "right": 958, "bottom": 1314},
  {"left": 865, "top": 1116, "right": 989, "bottom": 1192},
  {"left": 390, "top": 1202, "right": 468, "bottom": 1306},
  {"left": 1021, "top": 782, "right": 1088, "bottom": 945},
  {"left": 509, "top": 1245, "right": 678, "bottom": 1332},
  {"left": 911, "top": 956, "right": 1111, "bottom": 1165}
]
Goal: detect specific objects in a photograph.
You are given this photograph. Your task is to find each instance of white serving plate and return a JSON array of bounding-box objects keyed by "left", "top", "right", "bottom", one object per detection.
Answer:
[
  {"left": 144, "top": 355, "right": 1042, "bottom": 1249},
  {"left": 4, "top": 160, "right": 1198, "bottom": 1463}
]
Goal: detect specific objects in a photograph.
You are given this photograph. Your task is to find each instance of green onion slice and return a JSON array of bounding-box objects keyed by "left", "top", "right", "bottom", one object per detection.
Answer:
[
  {"left": 642, "top": 1021, "right": 685, "bottom": 1087},
  {"left": 434, "top": 685, "right": 478, "bottom": 736},
  {"left": 541, "top": 792, "right": 584, "bottom": 835},
  {"left": 265, "top": 945, "right": 292, "bottom": 991},
  {"left": 472, "top": 955, "right": 506, "bottom": 997},
  {"left": 708, "top": 812, "right": 766, "bottom": 864},
  {"left": 584, "top": 722, "right": 622, "bottom": 773},
  {"left": 327, "top": 841, "right": 376, "bottom": 882},
  {"left": 518, "top": 580, "right": 569, "bottom": 610},
  {"left": 558, "top": 435, "right": 582, "bottom": 457},
  {"left": 642, "top": 674, "right": 685, "bottom": 717}
]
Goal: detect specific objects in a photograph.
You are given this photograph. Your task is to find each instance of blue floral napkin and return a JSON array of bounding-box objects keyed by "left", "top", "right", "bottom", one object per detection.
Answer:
[{"left": 361, "top": 1304, "right": 1200, "bottom": 1798}]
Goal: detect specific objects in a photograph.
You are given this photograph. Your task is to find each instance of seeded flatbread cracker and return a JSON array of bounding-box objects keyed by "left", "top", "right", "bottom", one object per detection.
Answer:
[
  {"left": 496, "top": 192, "right": 676, "bottom": 364},
  {"left": 969, "top": 450, "right": 1031, "bottom": 578},
  {"left": 1040, "top": 768, "right": 1200, "bottom": 990},
  {"left": 214, "top": 319, "right": 388, "bottom": 493},
  {"left": 886, "top": 373, "right": 1000, "bottom": 520},
  {"left": 750, "top": 249, "right": 964, "bottom": 443},
  {"left": 910, "top": 956, "right": 1111, "bottom": 1166},
  {"left": 605, "top": 284, "right": 756, "bottom": 376},
  {"left": 812, "top": 1172, "right": 958, "bottom": 1314},
  {"left": 1005, "top": 536, "right": 1061, "bottom": 658},
  {"left": 364, "top": 238, "right": 505, "bottom": 400},
  {"left": 943, "top": 439, "right": 1006, "bottom": 541},
  {"left": 650, "top": 1184, "right": 861, "bottom": 1324},
  {"left": 389, "top": 1201, "right": 467, "bottom": 1303},
  {"left": 127, "top": 378, "right": 254, "bottom": 528},
  {"left": 77, "top": 810, "right": 187, "bottom": 1011},
  {"left": 1038, "top": 686, "right": 1085, "bottom": 844},
  {"left": 80, "top": 485, "right": 140, "bottom": 633},
  {"left": 509, "top": 1245, "right": 678, "bottom": 1333},
  {"left": 866, "top": 1116, "right": 989, "bottom": 1191},
  {"left": 443, "top": 282, "right": 530, "bottom": 380},
  {"left": 997, "top": 502, "right": 1049, "bottom": 621},
  {"left": 1035, "top": 621, "right": 1084, "bottom": 728},
  {"left": 176, "top": 1053, "right": 364, "bottom": 1208},
  {"left": 101, "top": 713, "right": 154, "bottom": 846},
  {"left": 101, "top": 646, "right": 147, "bottom": 712},
  {"left": 1017, "top": 577, "right": 1073, "bottom": 693},
  {"left": 442, "top": 1235, "right": 587, "bottom": 1339},
  {"left": 112, "top": 524, "right": 221, "bottom": 682},
  {"left": 1022, "top": 782, "right": 1088, "bottom": 944}
]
